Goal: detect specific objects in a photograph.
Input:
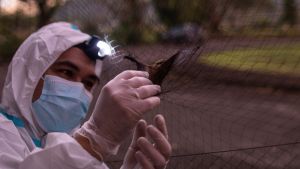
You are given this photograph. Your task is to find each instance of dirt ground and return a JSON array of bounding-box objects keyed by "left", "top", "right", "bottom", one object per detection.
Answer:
[{"left": 1, "top": 38, "right": 300, "bottom": 169}]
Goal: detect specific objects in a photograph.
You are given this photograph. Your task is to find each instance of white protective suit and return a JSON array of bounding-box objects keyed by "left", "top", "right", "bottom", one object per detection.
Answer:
[{"left": 0, "top": 22, "right": 110, "bottom": 169}]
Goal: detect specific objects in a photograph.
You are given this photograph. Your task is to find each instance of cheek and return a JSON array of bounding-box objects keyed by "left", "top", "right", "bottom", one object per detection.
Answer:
[{"left": 32, "top": 79, "right": 44, "bottom": 102}]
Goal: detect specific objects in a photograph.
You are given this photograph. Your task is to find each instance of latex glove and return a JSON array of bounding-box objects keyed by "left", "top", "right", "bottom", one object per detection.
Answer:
[
  {"left": 121, "top": 115, "right": 172, "bottom": 169},
  {"left": 76, "top": 70, "right": 161, "bottom": 158}
]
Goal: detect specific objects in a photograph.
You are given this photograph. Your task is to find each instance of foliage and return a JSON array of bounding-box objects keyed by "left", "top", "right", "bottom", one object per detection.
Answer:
[
  {"left": 153, "top": 0, "right": 273, "bottom": 34},
  {"left": 19, "top": 0, "right": 64, "bottom": 28},
  {"left": 229, "top": 0, "right": 273, "bottom": 10},
  {"left": 0, "top": 28, "right": 23, "bottom": 63},
  {"left": 110, "top": 0, "right": 160, "bottom": 44},
  {"left": 0, "top": 14, "right": 34, "bottom": 63},
  {"left": 280, "top": 0, "right": 298, "bottom": 26},
  {"left": 153, "top": 0, "right": 206, "bottom": 26},
  {"left": 111, "top": 19, "right": 159, "bottom": 44}
]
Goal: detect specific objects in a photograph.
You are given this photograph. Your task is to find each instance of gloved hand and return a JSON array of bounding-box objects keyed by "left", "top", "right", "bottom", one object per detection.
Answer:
[
  {"left": 75, "top": 70, "right": 161, "bottom": 158},
  {"left": 121, "top": 115, "right": 172, "bottom": 169}
]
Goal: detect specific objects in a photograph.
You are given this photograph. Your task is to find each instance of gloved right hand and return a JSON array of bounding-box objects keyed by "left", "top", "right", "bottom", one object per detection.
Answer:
[
  {"left": 75, "top": 70, "right": 161, "bottom": 159},
  {"left": 121, "top": 115, "right": 171, "bottom": 169}
]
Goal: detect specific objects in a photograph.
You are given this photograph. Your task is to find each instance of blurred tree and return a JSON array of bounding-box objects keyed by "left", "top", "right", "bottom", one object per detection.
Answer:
[
  {"left": 121, "top": 0, "right": 163, "bottom": 43},
  {"left": 0, "top": 14, "right": 30, "bottom": 62},
  {"left": 153, "top": 0, "right": 206, "bottom": 26},
  {"left": 19, "top": 0, "right": 64, "bottom": 28},
  {"left": 281, "top": 0, "right": 297, "bottom": 26},
  {"left": 52, "top": 0, "right": 162, "bottom": 43},
  {"left": 203, "top": 0, "right": 230, "bottom": 33},
  {"left": 154, "top": 0, "right": 273, "bottom": 33}
]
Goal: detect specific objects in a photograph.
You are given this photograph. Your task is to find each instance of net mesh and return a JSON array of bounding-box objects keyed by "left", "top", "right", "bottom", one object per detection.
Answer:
[{"left": 22, "top": 0, "right": 300, "bottom": 168}]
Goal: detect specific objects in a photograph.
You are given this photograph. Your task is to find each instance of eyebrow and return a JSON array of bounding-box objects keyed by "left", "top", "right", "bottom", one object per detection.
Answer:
[
  {"left": 54, "top": 61, "right": 100, "bottom": 83},
  {"left": 53, "top": 61, "right": 80, "bottom": 72}
]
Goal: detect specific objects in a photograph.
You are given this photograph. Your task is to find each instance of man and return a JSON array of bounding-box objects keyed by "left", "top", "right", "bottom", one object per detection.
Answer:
[{"left": 0, "top": 22, "right": 171, "bottom": 169}]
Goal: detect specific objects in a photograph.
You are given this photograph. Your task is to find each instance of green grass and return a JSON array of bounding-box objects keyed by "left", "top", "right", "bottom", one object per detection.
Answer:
[
  {"left": 200, "top": 43, "right": 300, "bottom": 76},
  {"left": 223, "top": 27, "right": 300, "bottom": 38}
]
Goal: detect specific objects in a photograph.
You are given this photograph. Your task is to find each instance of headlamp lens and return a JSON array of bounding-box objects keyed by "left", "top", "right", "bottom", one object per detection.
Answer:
[
  {"left": 76, "top": 35, "right": 115, "bottom": 61},
  {"left": 97, "top": 40, "right": 114, "bottom": 57}
]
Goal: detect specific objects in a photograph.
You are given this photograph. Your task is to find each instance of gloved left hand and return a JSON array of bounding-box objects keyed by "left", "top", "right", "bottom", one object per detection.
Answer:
[{"left": 121, "top": 114, "right": 172, "bottom": 169}]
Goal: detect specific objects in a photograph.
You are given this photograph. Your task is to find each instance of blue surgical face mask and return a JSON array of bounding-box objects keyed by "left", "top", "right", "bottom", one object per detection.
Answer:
[{"left": 32, "top": 75, "right": 93, "bottom": 133}]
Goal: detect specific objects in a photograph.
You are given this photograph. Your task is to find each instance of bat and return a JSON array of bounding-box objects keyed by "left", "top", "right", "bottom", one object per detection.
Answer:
[{"left": 124, "top": 51, "right": 179, "bottom": 85}]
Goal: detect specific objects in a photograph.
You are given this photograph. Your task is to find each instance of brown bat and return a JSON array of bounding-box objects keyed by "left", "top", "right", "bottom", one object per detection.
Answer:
[{"left": 124, "top": 52, "right": 179, "bottom": 85}]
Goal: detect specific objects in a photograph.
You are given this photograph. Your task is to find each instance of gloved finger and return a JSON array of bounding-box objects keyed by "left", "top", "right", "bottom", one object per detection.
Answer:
[
  {"left": 123, "top": 120, "right": 147, "bottom": 169},
  {"left": 135, "top": 151, "right": 155, "bottom": 169},
  {"left": 137, "top": 137, "right": 167, "bottom": 169},
  {"left": 116, "top": 70, "right": 149, "bottom": 80},
  {"left": 147, "top": 125, "right": 172, "bottom": 159},
  {"left": 137, "top": 85, "right": 161, "bottom": 99},
  {"left": 137, "top": 97, "right": 160, "bottom": 113},
  {"left": 154, "top": 115, "right": 169, "bottom": 139},
  {"left": 127, "top": 76, "right": 153, "bottom": 88},
  {"left": 130, "top": 120, "right": 147, "bottom": 149}
]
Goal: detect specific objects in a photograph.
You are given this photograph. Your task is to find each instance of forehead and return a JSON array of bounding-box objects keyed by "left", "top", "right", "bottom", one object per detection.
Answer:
[{"left": 53, "top": 47, "right": 96, "bottom": 74}]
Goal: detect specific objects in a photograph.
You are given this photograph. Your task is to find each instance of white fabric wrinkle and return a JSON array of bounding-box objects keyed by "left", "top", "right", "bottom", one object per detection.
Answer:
[{"left": 0, "top": 22, "right": 109, "bottom": 169}]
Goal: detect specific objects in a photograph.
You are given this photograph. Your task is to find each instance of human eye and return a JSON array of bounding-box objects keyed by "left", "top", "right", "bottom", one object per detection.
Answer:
[
  {"left": 57, "top": 68, "right": 75, "bottom": 80},
  {"left": 82, "top": 79, "right": 96, "bottom": 91}
]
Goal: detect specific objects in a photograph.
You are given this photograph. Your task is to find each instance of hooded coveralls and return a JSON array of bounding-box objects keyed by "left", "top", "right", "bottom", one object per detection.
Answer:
[{"left": 0, "top": 22, "right": 110, "bottom": 169}]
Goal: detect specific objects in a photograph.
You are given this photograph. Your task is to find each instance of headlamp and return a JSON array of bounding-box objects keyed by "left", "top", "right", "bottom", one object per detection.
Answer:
[{"left": 76, "top": 35, "right": 115, "bottom": 61}]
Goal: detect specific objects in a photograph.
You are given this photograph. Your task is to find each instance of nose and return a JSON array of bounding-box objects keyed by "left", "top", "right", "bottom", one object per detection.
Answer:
[{"left": 75, "top": 76, "right": 82, "bottom": 83}]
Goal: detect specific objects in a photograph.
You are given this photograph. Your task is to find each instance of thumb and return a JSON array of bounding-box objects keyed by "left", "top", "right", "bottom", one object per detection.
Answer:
[{"left": 130, "top": 120, "right": 147, "bottom": 149}]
